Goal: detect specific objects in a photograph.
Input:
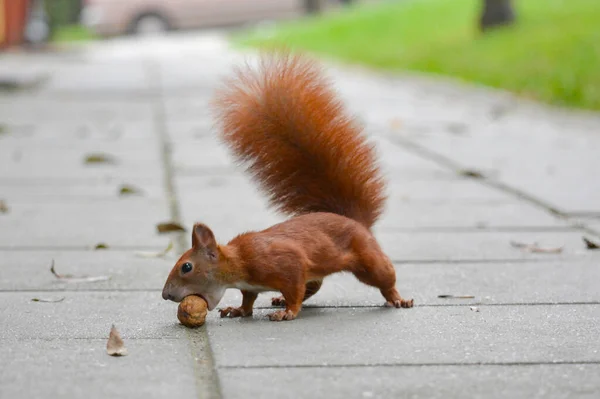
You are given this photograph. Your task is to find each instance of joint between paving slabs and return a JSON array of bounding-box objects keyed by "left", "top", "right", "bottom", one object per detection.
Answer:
[{"left": 151, "top": 59, "right": 223, "bottom": 399}]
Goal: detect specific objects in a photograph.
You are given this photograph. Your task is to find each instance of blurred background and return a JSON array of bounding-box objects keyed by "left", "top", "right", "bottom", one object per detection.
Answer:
[{"left": 1, "top": 0, "right": 598, "bottom": 111}]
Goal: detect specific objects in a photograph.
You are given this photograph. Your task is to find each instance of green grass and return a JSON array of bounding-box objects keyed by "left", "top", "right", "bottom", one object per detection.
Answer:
[
  {"left": 239, "top": 0, "right": 600, "bottom": 111},
  {"left": 52, "top": 24, "right": 97, "bottom": 43}
]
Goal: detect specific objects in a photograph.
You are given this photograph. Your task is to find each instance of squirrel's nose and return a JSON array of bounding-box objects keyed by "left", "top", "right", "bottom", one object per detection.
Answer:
[{"left": 162, "top": 289, "right": 174, "bottom": 301}]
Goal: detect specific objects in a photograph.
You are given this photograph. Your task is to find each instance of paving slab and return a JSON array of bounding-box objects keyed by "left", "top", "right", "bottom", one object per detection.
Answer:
[
  {"left": 219, "top": 364, "right": 600, "bottom": 399},
  {"left": 376, "top": 230, "right": 594, "bottom": 261},
  {"left": 380, "top": 201, "right": 566, "bottom": 229},
  {"left": 206, "top": 305, "right": 600, "bottom": 367},
  {"left": 0, "top": 200, "right": 172, "bottom": 248},
  {"left": 0, "top": 180, "right": 165, "bottom": 201},
  {"left": 40, "top": 60, "right": 152, "bottom": 95},
  {"left": 0, "top": 97, "right": 154, "bottom": 124},
  {"left": 216, "top": 258, "right": 600, "bottom": 309},
  {"left": 0, "top": 250, "right": 173, "bottom": 291},
  {"left": 0, "top": 292, "right": 183, "bottom": 340},
  {"left": 0, "top": 140, "right": 163, "bottom": 180},
  {"left": 0, "top": 339, "right": 196, "bottom": 399},
  {"left": 385, "top": 120, "right": 600, "bottom": 215}
]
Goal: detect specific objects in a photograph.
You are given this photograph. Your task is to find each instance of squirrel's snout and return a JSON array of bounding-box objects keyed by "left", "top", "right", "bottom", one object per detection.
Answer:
[{"left": 162, "top": 286, "right": 174, "bottom": 301}]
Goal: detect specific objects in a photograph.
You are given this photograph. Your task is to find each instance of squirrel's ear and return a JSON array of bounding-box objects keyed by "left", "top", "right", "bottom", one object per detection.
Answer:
[{"left": 192, "top": 223, "right": 218, "bottom": 260}]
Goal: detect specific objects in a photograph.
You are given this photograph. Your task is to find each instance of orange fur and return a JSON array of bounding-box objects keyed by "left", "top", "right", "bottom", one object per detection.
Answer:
[{"left": 161, "top": 52, "right": 413, "bottom": 322}]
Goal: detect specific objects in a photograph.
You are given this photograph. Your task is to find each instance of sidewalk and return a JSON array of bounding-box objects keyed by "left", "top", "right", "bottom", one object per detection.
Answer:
[{"left": 1, "top": 32, "right": 599, "bottom": 399}]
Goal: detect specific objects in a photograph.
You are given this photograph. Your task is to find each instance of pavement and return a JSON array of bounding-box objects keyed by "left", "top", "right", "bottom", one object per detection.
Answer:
[{"left": 1, "top": 31, "right": 600, "bottom": 399}]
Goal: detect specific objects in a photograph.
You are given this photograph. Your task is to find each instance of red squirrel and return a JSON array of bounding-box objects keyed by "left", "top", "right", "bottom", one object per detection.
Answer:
[{"left": 161, "top": 51, "right": 414, "bottom": 321}]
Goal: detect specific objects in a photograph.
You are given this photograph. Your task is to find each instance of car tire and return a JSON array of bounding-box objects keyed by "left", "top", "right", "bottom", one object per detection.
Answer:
[{"left": 130, "top": 13, "right": 171, "bottom": 36}]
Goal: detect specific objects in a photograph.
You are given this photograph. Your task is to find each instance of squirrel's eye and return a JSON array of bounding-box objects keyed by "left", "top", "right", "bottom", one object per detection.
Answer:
[{"left": 181, "top": 262, "right": 193, "bottom": 274}]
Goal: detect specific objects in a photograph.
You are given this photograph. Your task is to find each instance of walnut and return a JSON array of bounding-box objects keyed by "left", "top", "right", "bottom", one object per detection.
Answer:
[{"left": 177, "top": 295, "right": 208, "bottom": 328}]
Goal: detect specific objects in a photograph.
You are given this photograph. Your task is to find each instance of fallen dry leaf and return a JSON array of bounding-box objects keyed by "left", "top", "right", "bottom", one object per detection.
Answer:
[
  {"left": 458, "top": 169, "right": 485, "bottom": 179},
  {"left": 106, "top": 325, "right": 128, "bottom": 357},
  {"left": 438, "top": 294, "right": 475, "bottom": 299},
  {"left": 0, "top": 199, "right": 8, "bottom": 213},
  {"left": 134, "top": 241, "right": 173, "bottom": 258},
  {"left": 470, "top": 306, "right": 480, "bottom": 313},
  {"left": 84, "top": 153, "right": 116, "bottom": 164},
  {"left": 583, "top": 237, "right": 600, "bottom": 250},
  {"left": 118, "top": 184, "right": 143, "bottom": 196},
  {"left": 50, "top": 259, "right": 110, "bottom": 283},
  {"left": 31, "top": 297, "right": 65, "bottom": 303},
  {"left": 94, "top": 243, "right": 109, "bottom": 250},
  {"left": 510, "top": 241, "right": 563, "bottom": 254},
  {"left": 156, "top": 222, "right": 186, "bottom": 234}
]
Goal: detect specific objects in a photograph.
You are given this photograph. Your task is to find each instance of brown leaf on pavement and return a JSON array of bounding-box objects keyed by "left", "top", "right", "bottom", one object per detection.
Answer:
[
  {"left": 458, "top": 169, "right": 485, "bottom": 179},
  {"left": 438, "top": 294, "right": 475, "bottom": 299},
  {"left": 94, "top": 243, "right": 109, "bottom": 250},
  {"left": 510, "top": 241, "right": 563, "bottom": 254},
  {"left": 0, "top": 200, "right": 8, "bottom": 213},
  {"left": 118, "top": 184, "right": 143, "bottom": 196},
  {"left": 107, "top": 325, "right": 128, "bottom": 357},
  {"left": 583, "top": 237, "right": 600, "bottom": 250},
  {"left": 49, "top": 259, "right": 110, "bottom": 283},
  {"left": 156, "top": 222, "right": 186, "bottom": 233},
  {"left": 84, "top": 153, "right": 116, "bottom": 164}
]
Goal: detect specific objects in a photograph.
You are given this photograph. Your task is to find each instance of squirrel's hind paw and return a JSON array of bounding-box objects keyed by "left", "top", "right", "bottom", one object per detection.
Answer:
[{"left": 385, "top": 298, "right": 414, "bottom": 309}]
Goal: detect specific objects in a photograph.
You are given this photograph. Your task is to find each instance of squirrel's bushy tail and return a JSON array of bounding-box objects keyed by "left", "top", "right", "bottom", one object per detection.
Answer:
[{"left": 212, "top": 51, "right": 386, "bottom": 229}]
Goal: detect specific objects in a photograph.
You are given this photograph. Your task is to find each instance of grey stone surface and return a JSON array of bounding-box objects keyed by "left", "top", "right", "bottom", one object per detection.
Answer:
[
  {"left": 0, "top": 292, "right": 183, "bottom": 340},
  {"left": 376, "top": 230, "right": 593, "bottom": 261},
  {"left": 379, "top": 201, "right": 566, "bottom": 229},
  {"left": 206, "top": 305, "right": 600, "bottom": 367},
  {"left": 0, "top": 140, "right": 163, "bottom": 180},
  {"left": 0, "top": 179, "right": 165, "bottom": 201},
  {"left": 219, "top": 364, "right": 600, "bottom": 399},
  {"left": 0, "top": 200, "right": 172, "bottom": 248},
  {"left": 0, "top": 339, "right": 197, "bottom": 399},
  {"left": 0, "top": 250, "right": 174, "bottom": 291}
]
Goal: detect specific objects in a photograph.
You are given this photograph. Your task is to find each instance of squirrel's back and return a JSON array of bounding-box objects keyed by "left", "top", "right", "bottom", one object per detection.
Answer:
[{"left": 212, "top": 51, "right": 386, "bottom": 229}]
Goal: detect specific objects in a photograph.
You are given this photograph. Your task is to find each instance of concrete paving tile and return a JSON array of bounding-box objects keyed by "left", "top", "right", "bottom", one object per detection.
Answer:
[
  {"left": 0, "top": 292, "right": 184, "bottom": 340},
  {"left": 391, "top": 120, "right": 600, "bottom": 214},
  {"left": 0, "top": 97, "right": 154, "bottom": 124},
  {"left": 0, "top": 250, "right": 173, "bottom": 291},
  {"left": 0, "top": 140, "right": 163, "bottom": 180},
  {"left": 386, "top": 178, "right": 512, "bottom": 203},
  {"left": 41, "top": 61, "right": 152, "bottom": 95},
  {"left": 376, "top": 230, "right": 594, "bottom": 261},
  {"left": 216, "top": 258, "right": 600, "bottom": 309},
  {"left": 0, "top": 180, "right": 165, "bottom": 201},
  {"left": 380, "top": 201, "right": 566, "bottom": 229},
  {"left": 219, "top": 364, "right": 600, "bottom": 399},
  {"left": 206, "top": 305, "right": 600, "bottom": 367},
  {"left": 0, "top": 200, "right": 172, "bottom": 248},
  {"left": 0, "top": 339, "right": 197, "bottom": 399}
]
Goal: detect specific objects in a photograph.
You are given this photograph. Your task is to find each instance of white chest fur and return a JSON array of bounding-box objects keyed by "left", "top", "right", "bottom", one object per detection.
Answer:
[{"left": 232, "top": 281, "right": 274, "bottom": 293}]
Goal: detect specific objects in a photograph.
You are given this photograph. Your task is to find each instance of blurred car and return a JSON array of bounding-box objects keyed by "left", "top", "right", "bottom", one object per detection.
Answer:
[{"left": 81, "top": 0, "right": 306, "bottom": 37}]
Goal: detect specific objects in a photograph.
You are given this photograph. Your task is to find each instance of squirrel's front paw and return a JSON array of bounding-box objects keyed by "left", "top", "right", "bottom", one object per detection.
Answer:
[{"left": 219, "top": 306, "right": 252, "bottom": 318}]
